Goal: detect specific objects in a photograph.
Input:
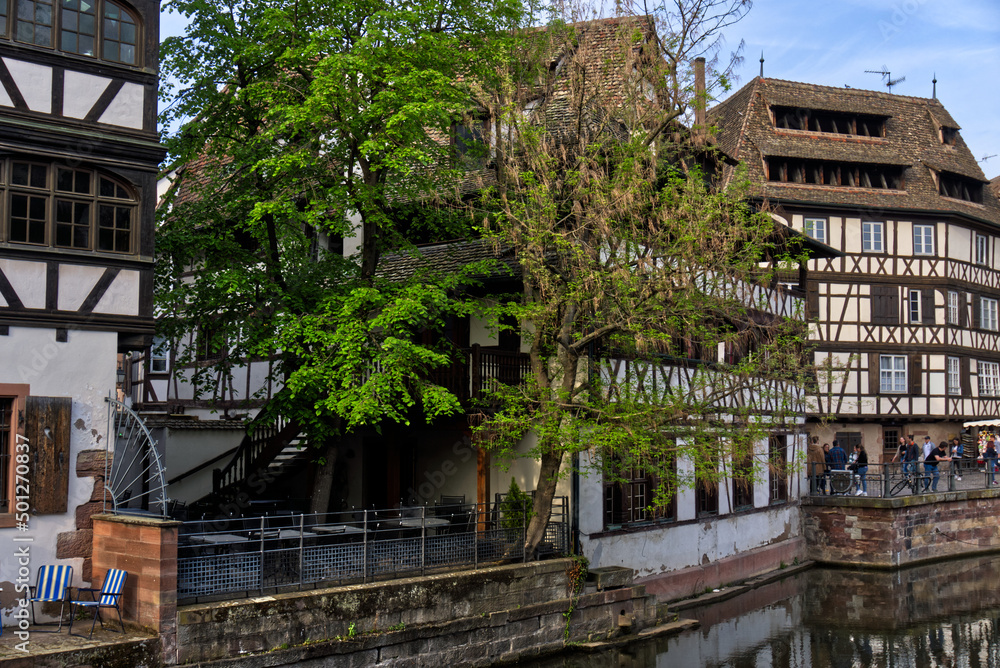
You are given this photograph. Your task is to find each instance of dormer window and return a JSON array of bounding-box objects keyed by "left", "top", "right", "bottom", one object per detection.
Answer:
[
  {"left": 938, "top": 171, "right": 983, "bottom": 203},
  {"left": 766, "top": 157, "right": 903, "bottom": 190},
  {"left": 771, "top": 106, "right": 886, "bottom": 137},
  {"left": 452, "top": 115, "right": 490, "bottom": 167},
  {"left": 941, "top": 126, "right": 958, "bottom": 145},
  {"left": 9, "top": 0, "right": 139, "bottom": 66}
]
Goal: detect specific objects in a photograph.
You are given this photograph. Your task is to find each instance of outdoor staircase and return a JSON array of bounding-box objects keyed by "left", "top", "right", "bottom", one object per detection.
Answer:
[{"left": 208, "top": 409, "right": 309, "bottom": 504}]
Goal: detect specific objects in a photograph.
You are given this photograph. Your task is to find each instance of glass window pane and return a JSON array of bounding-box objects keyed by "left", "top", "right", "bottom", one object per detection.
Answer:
[
  {"left": 119, "top": 42, "right": 133, "bottom": 63},
  {"left": 120, "top": 19, "right": 133, "bottom": 42},
  {"left": 62, "top": 7, "right": 75, "bottom": 29},
  {"left": 102, "top": 40, "right": 117, "bottom": 61},
  {"left": 103, "top": 16, "right": 116, "bottom": 38},
  {"left": 10, "top": 193, "right": 26, "bottom": 217},
  {"left": 56, "top": 167, "right": 73, "bottom": 191},
  {"left": 60, "top": 29, "right": 76, "bottom": 51},
  {"left": 102, "top": 1, "right": 116, "bottom": 18},
  {"left": 55, "top": 198, "right": 71, "bottom": 222},
  {"left": 99, "top": 177, "right": 113, "bottom": 197},
  {"left": 75, "top": 171, "right": 89, "bottom": 193},
  {"left": 34, "top": 1, "right": 49, "bottom": 25},
  {"left": 30, "top": 164, "right": 45, "bottom": 188},
  {"left": 11, "top": 162, "right": 28, "bottom": 185},
  {"left": 78, "top": 33, "right": 92, "bottom": 55},
  {"left": 28, "top": 196, "right": 44, "bottom": 219},
  {"left": 78, "top": 10, "right": 91, "bottom": 32}
]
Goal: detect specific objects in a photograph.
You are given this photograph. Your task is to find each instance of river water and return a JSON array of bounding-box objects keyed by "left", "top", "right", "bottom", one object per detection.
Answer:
[{"left": 522, "top": 554, "right": 1000, "bottom": 667}]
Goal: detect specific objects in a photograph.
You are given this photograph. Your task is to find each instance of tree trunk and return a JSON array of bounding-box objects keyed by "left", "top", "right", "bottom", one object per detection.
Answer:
[
  {"left": 524, "top": 447, "right": 564, "bottom": 558},
  {"left": 309, "top": 443, "right": 338, "bottom": 518}
]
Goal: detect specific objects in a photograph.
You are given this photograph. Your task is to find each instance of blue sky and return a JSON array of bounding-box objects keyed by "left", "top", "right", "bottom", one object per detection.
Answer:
[
  {"left": 159, "top": 0, "right": 999, "bottom": 178},
  {"left": 715, "top": 0, "right": 1000, "bottom": 179}
]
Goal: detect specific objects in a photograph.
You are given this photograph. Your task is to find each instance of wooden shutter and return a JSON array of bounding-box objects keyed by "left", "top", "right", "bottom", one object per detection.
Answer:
[
  {"left": 25, "top": 396, "right": 72, "bottom": 514},
  {"left": 871, "top": 285, "right": 899, "bottom": 325},
  {"left": 909, "top": 355, "right": 922, "bottom": 395},
  {"left": 960, "top": 292, "right": 969, "bottom": 327},
  {"left": 869, "top": 353, "right": 881, "bottom": 395},
  {"left": 961, "top": 356, "right": 972, "bottom": 396},
  {"left": 973, "top": 295, "right": 981, "bottom": 329},
  {"left": 806, "top": 280, "right": 819, "bottom": 319},
  {"left": 922, "top": 290, "right": 936, "bottom": 324}
]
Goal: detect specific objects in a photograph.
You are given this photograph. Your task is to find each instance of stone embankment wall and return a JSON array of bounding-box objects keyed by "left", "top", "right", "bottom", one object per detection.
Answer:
[
  {"left": 177, "top": 559, "right": 656, "bottom": 666},
  {"left": 802, "top": 490, "right": 1000, "bottom": 567}
]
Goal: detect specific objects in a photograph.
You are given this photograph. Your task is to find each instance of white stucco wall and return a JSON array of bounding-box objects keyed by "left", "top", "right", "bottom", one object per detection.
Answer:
[{"left": 0, "top": 325, "right": 117, "bottom": 626}]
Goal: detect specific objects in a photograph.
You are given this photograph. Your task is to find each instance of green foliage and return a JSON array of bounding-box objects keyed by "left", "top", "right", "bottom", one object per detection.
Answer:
[
  {"left": 156, "top": 0, "right": 530, "bottom": 438},
  {"left": 499, "top": 477, "right": 534, "bottom": 530}
]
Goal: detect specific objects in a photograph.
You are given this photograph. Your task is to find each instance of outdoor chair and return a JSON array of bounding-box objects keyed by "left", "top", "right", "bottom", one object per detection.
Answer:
[
  {"left": 69, "top": 568, "right": 128, "bottom": 639},
  {"left": 29, "top": 564, "right": 74, "bottom": 632}
]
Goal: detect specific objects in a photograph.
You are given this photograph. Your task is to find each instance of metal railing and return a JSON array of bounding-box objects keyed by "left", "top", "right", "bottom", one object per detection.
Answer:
[
  {"left": 806, "top": 459, "right": 997, "bottom": 498},
  {"left": 177, "top": 496, "right": 569, "bottom": 603}
]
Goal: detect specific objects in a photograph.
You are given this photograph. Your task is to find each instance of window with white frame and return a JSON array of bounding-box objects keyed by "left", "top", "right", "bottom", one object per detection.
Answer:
[
  {"left": 804, "top": 218, "right": 826, "bottom": 244},
  {"left": 862, "top": 221, "right": 884, "bottom": 252},
  {"left": 913, "top": 224, "right": 934, "bottom": 255},
  {"left": 880, "top": 354, "right": 907, "bottom": 393},
  {"left": 982, "top": 296, "right": 999, "bottom": 331},
  {"left": 976, "top": 233, "right": 989, "bottom": 266},
  {"left": 150, "top": 336, "right": 169, "bottom": 374},
  {"left": 909, "top": 290, "right": 921, "bottom": 323},
  {"left": 947, "top": 356, "right": 961, "bottom": 395},
  {"left": 947, "top": 291, "right": 960, "bottom": 325},
  {"left": 978, "top": 361, "right": 1000, "bottom": 397}
]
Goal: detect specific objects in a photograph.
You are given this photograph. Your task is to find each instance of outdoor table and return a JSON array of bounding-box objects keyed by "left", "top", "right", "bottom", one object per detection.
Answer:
[{"left": 311, "top": 524, "right": 366, "bottom": 536}]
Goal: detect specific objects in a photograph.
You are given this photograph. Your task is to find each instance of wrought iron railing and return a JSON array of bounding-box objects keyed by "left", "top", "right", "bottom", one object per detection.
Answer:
[
  {"left": 806, "top": 459, "right": 994, "bottom": 498},
  {"left": 177, "top": 496, "right": 569, "bottom": 603}
]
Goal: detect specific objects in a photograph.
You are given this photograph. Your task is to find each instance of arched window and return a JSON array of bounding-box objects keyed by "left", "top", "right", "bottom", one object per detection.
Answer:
[
  {"left": 9, "top": 0, "right": 138, "bottom": 65},
  {"left": 2, "top": 159, "right": 137, "bottom": 253}
]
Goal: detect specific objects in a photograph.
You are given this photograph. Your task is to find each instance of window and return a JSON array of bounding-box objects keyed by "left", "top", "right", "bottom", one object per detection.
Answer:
[
  {"left": 862, "top": 222, "right": 884, "bottom": 252},
  {"left": 768, "top": 435, "right": 787, "bottom": 504},
  {"left": 880, "top": 354, "right": 907, "bottom": 393},
  {"left": 771, "top": 106, "right": 886, "bottom": 136},
  {"left": 695, "top": 453, "right": 718, "bottom": 517},
  {"left": 882, "top": 427, "right": 900, "bottom": 453},
  {"left": 150, "top": 336, "right": 169, "bottom": 374},
  {"left": 947, "top": 356, "right": 961, "bottom": 396},
  {"left": 909, "top": 290, "right": 921, "bottom": 324},
  {"left": 976, "top": 233, "right": 989, "bottom": 266},
  {"left": 732, "top": 447, "right": 754, "bottom": 511},
  {"left": 803, "top": 218, "right": 826, "bottom": 244},
  {"left": 979, "top": 361, "right": 1000, "bottom": 397},
  {"left": 11, "top": 0, "right": 138, "bottom": 65},
  {"left": 766, "top": 158, "right": 903, "bottom": 190},
  {"left": 452, "top": 116, "right": 489, "bottom": 167},
  {"left": 913, "top": 224, "right": 934, "bottom": 255},
  {"left": 981, "top": 297, "right": 998, "bottom": 332},
  {"left": 2, "top": 160, "right": 136, "bottom": 253},
  {"left": 948, "top": 291, "right": 961, "bottom": 325},
  {"left": 939, "top": 171, "right": 983, "bottom": 204},
  {"left": 603, "top": 455, "right": 674, "bottom": 529}
]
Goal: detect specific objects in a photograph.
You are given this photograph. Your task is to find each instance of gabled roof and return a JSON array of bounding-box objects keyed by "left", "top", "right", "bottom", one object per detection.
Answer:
[{"left": 708, "top": 77, "right": 1000, "bottom": 226}]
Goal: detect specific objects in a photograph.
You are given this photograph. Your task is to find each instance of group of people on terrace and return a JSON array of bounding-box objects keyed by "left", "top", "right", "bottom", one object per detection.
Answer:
[{"left": 805, "top": 431, "right": 1000, "bottom": 497}]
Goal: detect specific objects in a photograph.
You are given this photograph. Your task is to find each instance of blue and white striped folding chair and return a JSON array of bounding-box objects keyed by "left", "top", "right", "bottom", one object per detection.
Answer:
[
  {"left": 29, "top": 565, "right": 74, "bottom": 632},
  {"left": 69, "top": 568, "right": 128, "bottom": 639}
]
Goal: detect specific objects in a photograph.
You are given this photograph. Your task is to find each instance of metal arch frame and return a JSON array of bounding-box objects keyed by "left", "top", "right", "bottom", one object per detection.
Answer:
[{"left": 104, "top": 394, "right": 170, "bottom": 517}]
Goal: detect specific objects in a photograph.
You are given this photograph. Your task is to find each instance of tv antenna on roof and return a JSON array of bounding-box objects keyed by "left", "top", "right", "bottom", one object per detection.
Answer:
[
  {"left": 865, "top": 66, "right": 906, "bottom": 92},
  {"left": 981, "top": 154, "right": 997, "bottom": 163}
]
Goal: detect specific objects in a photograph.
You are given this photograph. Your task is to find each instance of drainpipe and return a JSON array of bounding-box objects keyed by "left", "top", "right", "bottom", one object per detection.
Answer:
[{"left": 572, "top": 452, "right": 580, "bottom": 555}]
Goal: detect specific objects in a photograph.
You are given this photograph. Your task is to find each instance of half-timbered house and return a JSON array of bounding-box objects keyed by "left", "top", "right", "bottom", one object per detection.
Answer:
[
  {"left": 0, "top": 0, "right": 163, "bottom": 616},
  {"left": 710, "top": 78, "right": 1000, "bottom": 459}
]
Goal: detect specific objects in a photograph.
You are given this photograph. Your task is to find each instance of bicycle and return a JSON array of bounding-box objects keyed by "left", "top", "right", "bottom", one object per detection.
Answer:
[{"left": 889, "top": 470, "right": 919, "bottom": 496}]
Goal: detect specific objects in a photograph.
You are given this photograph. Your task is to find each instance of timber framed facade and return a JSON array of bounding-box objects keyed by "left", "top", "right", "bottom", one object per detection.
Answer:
[
  {"left": 0, "top": 0, "right": 163, "bottom": 617},
  {"left": 710, "top": 77, "right": 1000, "bottom": 459}
]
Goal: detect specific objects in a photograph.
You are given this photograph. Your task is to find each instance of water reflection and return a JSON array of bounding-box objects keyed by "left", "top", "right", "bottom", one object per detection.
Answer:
[{"left": 521, "top": 554, "right": 1000, "bottom": 667}]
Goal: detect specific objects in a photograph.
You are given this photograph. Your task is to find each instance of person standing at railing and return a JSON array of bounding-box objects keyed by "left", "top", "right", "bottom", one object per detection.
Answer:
[
  {"left": 985, "top": 440, "right": 998, "bottom": 486},
  {"left": 891, "top": 436, "right": 908, "bottom": 475},
  {"left": 923, "top": 440, "right": 950, "bottom": 493},
  {"left": 850, "top": 443, "right": 869, "bottom": 496},
  {"left": 951, "top": 438, "right": 964, "bottom": 482}
]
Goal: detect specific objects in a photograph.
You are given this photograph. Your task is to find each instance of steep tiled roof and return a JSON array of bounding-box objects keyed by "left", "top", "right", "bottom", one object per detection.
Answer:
[
  {"left": 708, "top": 78, "right": 1000, "bottom": 226},
  {"left": 377, "top": 239, "right": 520, "bottom": 283}
]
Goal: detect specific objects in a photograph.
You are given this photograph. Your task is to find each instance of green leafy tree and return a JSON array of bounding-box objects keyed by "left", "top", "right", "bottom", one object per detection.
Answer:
[
  {"left": 471, "top": 5, "right": 813, "bottom": 556},
  {"left": 157, "top": 0, "right": 527, "bottom": 510}
]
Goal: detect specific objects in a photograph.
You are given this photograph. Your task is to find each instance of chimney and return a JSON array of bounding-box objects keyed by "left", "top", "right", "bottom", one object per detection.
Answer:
[{"left": 694, "top": 57, "right": 706, "bottom": 145}]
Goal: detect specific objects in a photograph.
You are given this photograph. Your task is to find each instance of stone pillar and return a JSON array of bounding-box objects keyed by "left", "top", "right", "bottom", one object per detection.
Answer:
[{"left": 92, "top": 513, "right": 179, "bottom": 664}]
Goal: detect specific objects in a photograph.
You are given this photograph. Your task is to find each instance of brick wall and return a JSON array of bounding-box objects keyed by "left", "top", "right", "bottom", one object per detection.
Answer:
[
  {"left": 91, "top": 514, "right": 179, "bottom": 661},
  {"left": 177, "top": 559, "right": 656, "bottom": 665},
  {"left": 802, "top": 491, "right": 1000, "bottom": 567}
]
